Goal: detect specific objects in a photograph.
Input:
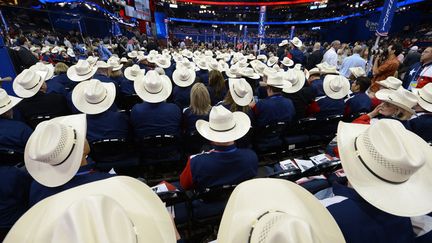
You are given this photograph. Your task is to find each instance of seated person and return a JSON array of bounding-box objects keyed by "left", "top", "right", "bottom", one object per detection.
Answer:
[
  {"left": 182, "top": 83, "right": 211, "bottom": 135},
  {"left": 131, "top": 70, "right": 181, "bottom": 138},
  {"left": 283, "top": 68, "right": 315, "bottom": 120},
  {"left": 172, "top": 67, "right": 195, "bottom": 109},
  {"left": 321, "top": 119, "right": 432, "bottom": 243},
  {"left": 121, "top": 64, "right": 144, "bottom": 95},
  {"left": 180, "top": 105, "right": 258, "bottom": 191},
  {"left": 27, "top": 114, "right": 114, "bottom": 207},
  {"left": 249, "top": 72, "right": 295, "bottom": 127},
  {"left": 0, "top": 89, "right": 32, "bottom": 153},
  {"left": 207, "top": 70, "right": 227, "bottom": 106},
  {"left": 93, "top": 61, "right": 119, "bottom": 87},
  {"left": 71, "top": 79, "right": 129, "bottom": 143},
  {"left": 344, "top": 76, "right": 372, "bottom": 118},
  {"left": 30, "top": 62, "right": 67, "bottom": 96},
  {"left": 13, "top": 69, "right": 71, "bottom": 127},
  {"left": 219, "top": 78, "right": 253, "bottom": 117}
]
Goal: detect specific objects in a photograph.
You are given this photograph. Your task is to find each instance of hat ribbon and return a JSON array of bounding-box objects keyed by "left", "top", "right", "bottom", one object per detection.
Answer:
[
  {"left": 25, "top": 75, "right": 42, "bottom": 90},
  {"left": 354, "top": 136, "right": 407, "bottom": 185},
  {"left": 210, "top": 123, "right": 236, "bottom": 132},
  {"left": 419, "top": 95, "right": 432, "bottom": 104},
  {"left": 52, "top": 128, "right": 77, "bottom": 167},
  {"left": 0, "top": 99, "right": 11, "bottom": 108}
]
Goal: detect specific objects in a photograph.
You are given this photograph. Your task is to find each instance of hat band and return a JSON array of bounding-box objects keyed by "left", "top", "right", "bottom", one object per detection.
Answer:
[
  {"left": 329, "top": 84, "right": 342, "bottom": 93},
  {"left": 233, "top": 88, "right": 246, "bottom": 98},
  {"left": 0, "top": 99, "right": 12, "bottom": 108},
  {"left": 25, "top": 76, "right": 42, "bottom": 90},
  {"left": 53, "top": 128, "right": 77, "bottom": 167},
  {"left": 87, "top": 90, "right": 108, "bottom": 105},
  {"left": 354, "top": 137, "right": 408, "bottom": 185},
  {"left": 210, "top": 123, "right": 236, "bottom": 132},
  {"left": 420, "top": 95, "right": 432, "bottom": 104},
  {"left": 144, "top": 85, "right": 163, "bottom": 95}
]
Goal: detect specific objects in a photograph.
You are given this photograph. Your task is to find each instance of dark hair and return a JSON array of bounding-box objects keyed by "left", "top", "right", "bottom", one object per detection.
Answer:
[
  {"left": 354, "top": 76, "right": 371, "bottom": 93},
  {"left": 208, "top": 70, "right": 226, "bottom": 100},
  {"left": 267, "top": 86, "right": 283, "bottom": 93},
  {"left": 391, "top": 43, "right": 403, "bottom": 56},
  {"left": 17, "top": 36, "right": 27, "bottom": 46}
]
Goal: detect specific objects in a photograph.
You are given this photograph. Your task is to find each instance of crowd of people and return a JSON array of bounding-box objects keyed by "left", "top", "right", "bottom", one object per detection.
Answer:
[{"left": 1, "top": 29, "right": 432, "bottom": 243}]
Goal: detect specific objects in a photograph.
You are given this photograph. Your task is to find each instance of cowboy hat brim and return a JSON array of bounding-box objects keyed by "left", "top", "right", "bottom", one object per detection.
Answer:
[
  {"left": 67, "top": 65, "right": 98, "bottom": 82},
  {"left": 13, "top": 71, "right": 46, "bottom": 98},
  {"left": 229, "top": 79, "right": 253, "bottom": 107},
  {"left": 196, "top": 112, "right": 251, "bottom": 143},
  {"left": 25, "top": 114, "right": 86, "bottom": 187},
  {"left": 375, "top": 89, "right": 415, "bottom": 114},
  {"left": 72, "top": 81, "right": 116, "bottom": 115},
  {"left": 337, "top": 121, "right": 432, "bottom": 217},
  {"left": 124, "top": 68, "right": 145, "bottom": 81},
  {"left": 0, "top": 95, "right": 22, "bottom": 116},
  {"left": 413, "top": 88, "right": 432, "bottom": 112}
]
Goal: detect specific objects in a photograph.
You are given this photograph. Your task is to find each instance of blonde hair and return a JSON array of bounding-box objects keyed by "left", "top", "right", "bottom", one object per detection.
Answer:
[
  {"left": 190, "top": 83, "right": 211, "bottom": 116},
  {"left": 54, "top": 62, "right": 69, "bottom": 75}
]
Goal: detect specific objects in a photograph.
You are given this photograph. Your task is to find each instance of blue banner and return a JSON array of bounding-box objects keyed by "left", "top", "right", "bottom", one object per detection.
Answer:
[
  {"left": 258, "top": 6, "right": 266, "bottom": 38},
  {"left": 146, "top": 22, "right": 151, "bottom": 36},
  {"left": 164, "top": 18, "right": 169, "bottom": 38},
  {"left": 213, "top": 29, "right": 216, "bottom": 42},
  {"left": 376, "top": 0, "right": 398, "bottom": 36},
  {"left": 290, "top": 26, "right": 295, "bottom": 40},
  {"left": 243, "top": 25, "right": 248, "bottom": 40}
]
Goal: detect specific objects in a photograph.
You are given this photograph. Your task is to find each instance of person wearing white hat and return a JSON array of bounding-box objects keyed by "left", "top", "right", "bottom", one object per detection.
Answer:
[
  {"left": 267, "top": 56, "right": 279, "bottom": 67},
  {"left": 182, "top": 83, "right": 212, "bottom": 137},
  {"left": 26, "top": 114, "right": 113, "bottom": 206},
  {"left": 327, "top": 119, "right": 432, "bottom": 242},
  {"left": 67, "top": 59, "right": 98, "bottom": 82},
  {"left": 171, "top": 67, "right": 196, "bottom": 109},
  {"left": 348, "top": 66, "right": 366, "bottom": 80},
  {"left": 289, "top": 36, "right": 305, "bottom": 66},
  {"left": 283, "top": 68, "right": 306, "bottom": 94},
  {"left": 0, "top": 88, "right": 32, "bottom": 153},
  {"left": 249, "top": 72, "right": 296, "bottom": 127},
  {"left": 345, "top": 76, "right": 372, "bottom": 118},
  {"left": 93, "top": 60, "right": 120, "bottom": 88},
  {"left": 256, "top": 54, "right": 267, "bottom": 63},
  {"left": 6, "top": 176, "right": 180, "bottom": 243},
  {"left": 353, "top": 87, "right": 417, "bottom": 124},
  {"left": 217, "top": 178, "right": 345, "bottom": 243},
  {"left": 71, "top": 79, "right": 129, "bottom": 144},
  {"left": 195, "top": 58, "right": 210, "bottom": 85},
  {"left": 180, "top": 105, "right": 258, "bottom": 190},
  {"left": 131, "top": 70, "right": 181, "bottom": 139},
  {"left": 280, "top": 57, "right": 294, "bottom": 68}
]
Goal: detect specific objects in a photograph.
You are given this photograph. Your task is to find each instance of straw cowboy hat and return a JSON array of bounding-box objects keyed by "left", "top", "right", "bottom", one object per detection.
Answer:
[
  {"left": 280, "top": 57, "right": 294, "bottom": 67},
  {"left": 219, "top": 60, "right": 229, "bottom": 72},
  {"left": 246, "top": 54, "right": 256, "bottom": 60},
  {"left": 72, "top": 79, "right": 116, "bottom": 115},
  {"left": 267, "top": 56, "right": 279, "bottom": 67},
  {"left": 229, "top": 78, "right": 253, "bottom": 106},
  {"left": 196, "top": 105, "right": 251, "bottom": 143},
  {"left": 0, "top": 88, "right": 22, "bottom": 116},
  {"left": 120, "top": 57, "right": 128, "bottom": 63},
  {"left": 127, "top": 50, "right": 138, "bottom": 58},
  {"left": 51, "top": 46, "right": 60, "bottom": 54},
  {"left": 349, "top": 67, "right": 366, "bottom": 78},
  {"left": 413, "top": 83, "right": 432, "bottom": 112},
  {"left": 208, "top": 59, "right": 222, "bottom": 72},
  {"left": 267, "top": 72, "right": 292, "bottom": 90},
  {"left": 377, "top": 76, "right": 403, "bottom": 90},
  {"left": 178, "top": 59, "right": 199, "bottom": 71},
  {"left": 182, "top": 49, "right": 193, "bottom": 59},
  {"left": 323, "top": 75, "right": 350, "bottom": 99},
  {"left": 239, "top": 67, "right": 260, "bottom": 80},
  {"left": 67, "top": 60, "right": 98, "bottom": 82},
  {"left": 195, "top": 58, "right": 208, "bottom": 70},
  {"left": 375, "top": 88, "right": 417, "bottom": 114},
  {"left": 309, "top": 67, "right": 320, "bottom": 76},
  {"left": 283, "top": 68, "right": 306, "bottom": 93},
  {"left": 250, "top": 60, "right": 267, "bottom": 76},
  {"left": 172, "top": 53, "right": 184, "bottom": 63},
  {"left": 134, "top": 70, "right": 172, "bottom": 103},
  {"left": 107, "top": 58, "right": 123, "bottom": 71},
  {"left": 290, "top": 37, "right": 303, "bottom": 48},
  {"left": 29, "top": 62, "right": 54, "bottom": 80},
  {"left": 226, "top": 65, "right": 242, "bottom": 78},
  {"left": 86, "top": 56, "right": 99, "bottom": 66},
  {"left": 317, "top": 62, "right": 340, "bottom": 75},
  {"left": 278, "top": 39, "right": 289, "bottom": 47},
  {"left": 204, "top": 50, "right": 214, "bottom": 57},
  {"left": 260, "top": 43, "right": 266, "bottom": 50},
  {"left": 124, "top": 64, "right": 145, "bottom": 81},
  {"left": 4, "top": 176, "right": 177, "bottom": 243},
  {"left": 256, "top": 54, "right": 267, "bottom": 63},
  {"left": 24, "top": 114, "right": 86, "bottom": 187},
  {"left": 172, "top": 67, "right": 196, "bottom": 87},
  {"left": 96, "top": 61, "right": 110, "bottom": 69},
  {"left": 13, "top": 69, "right": 47, "bottom": 98},
  {"left": 217, "top": 178, "right": 345, "bottom": 243},
  {"left": 67, "top": 48, "right": 75, "bottom": 58},
  {"left": 337, "top": 119, "right": 432, "bottom": 217}
]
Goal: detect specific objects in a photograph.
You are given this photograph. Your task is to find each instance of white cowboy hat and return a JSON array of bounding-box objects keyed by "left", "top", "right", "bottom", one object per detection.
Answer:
[
  {"left": 120, "top": 57, "right": 128, "bottom": 63},
  {"left": 4, "top": 176, "right": 176, "bottom": 243},
  {"left": 272, "top": 64, "right": 283, "bottom": 72},
  {"left": 195, "top": 58, "right": 208, "bottom": 70},
  {"left": 124, "top": 64, "right": 145, "bottom": 81},
  {"left": 375, "top": 88, "right": 417, "bottom": 114},
  {"left": 172, "top": 68, "right": 196, "bottom": 87},
  {"left": 204, "top": 50, "right": 214, "bottom": 57},
  {"left": 323, "top": 75, "right": 350, "bottom": 99},
  {"left": 256, "top": 54, "right": 267, "bottom": 63},
  {"left": 280, "top": 57, "right": 294, "bottom": 67},
  {"left": 154, "top": 67, "right": 165, "bottom": 76},
  {"left": 41, "top": 46, "right": 51, "bottom": 54},
  {"left": 219, "top": 60, "right": 229, "bottom": 72},
  {"left": 290, "top": 37, "right": 303, "bottom": 48},
  {"left": 86, "top": 56, "right": 99, "bottom": 66},
  {"left": 24, "top": 114, "right": 86, "bottom": 187},
  {"left": 349, "top": 67, "right": 366, "bottom": 78},
  {"left": 229, "top": 78, "right": 253, "bottom": 106},
  {"left": 67, "top": 48, "right": 75, "bottom": 58},
  {"left": 337, "top": 119, "right": 432, "bottom": 217},
  {"left": 413, "top": 83, "right": 432, "bottom": 112},
  {"left": 250, "top": 60, "right": 267, "bottom": 77},
  {"left": 309, "top": 67, "right": 320, "bottom": 76},
  {"left": 29, "top": 62, "right": 54, "bottom": 80},
  {"left": 51, "top": 46, "right": 59, "bottom": 54},
  {"left": 67, "top": 60, "right": 98, "bottom": 82},
  {"left": 72, "top": 79, "right": 116, "bottom": 115},
  {"left": 217, "top": 178, "right": 345, "bottom": 243},
  {"left": 278, "top": 39, "right": 289, "bottom": 47},
  {"left": 239, "top": 67, "right": 260, "bottom": 80},
  {"left": 267, "top": 56, "right": 279, "bottom": 67},
  {"left": 0, "top": 89, "right": 22, "bottom": 116},
  {"left": 208, "top": 59, "right": 222, "bottom": 72},
  {"left": 127, "top": 50, "right": 138, "bottom": 58},
  {"left": 246, "top": 54, "right": 256, "bottom": 60},
  {"left": 181, "top": 49, "right": 193, "bottom": 59},
  {"left": 178, "top": 59, "right": 199, "bottom": 71},
  {"left": 196, "top": 105, "right": 250, "bottom": 143},
  {"left": 283, "top": 68, "right": 306, "bottom": 93},
  {"left": 267, "top": 72, "right": 292, "bottom": 90},
  {"left": 226, "top": 65, "right": 242, "bottom": 78},
  {"left": 107, "top": 58, "right": 123, "bottom": 71},
  {"left": 259, "top": 43, "right": 266, "bottom": 50},
  {"left": 377, "top": 76, "right": 403, "bottom": 90},
  {"left": 317, "top": 62, "right": 340, "bottom": 75},
  {"left": 173, "top": 53, "right": 184, "bottom": 63},
  {"left": 13, "top": 69, "right": 47, "bottom": 98},
  {"left": 96, "top": 61, "right": 110, "bottom": 69},
  {"left": 263, "top": 66, "right": 278, "bottom": 77},
  {"left": 134, "top": 70, "right": 172, "bottom": 103}
]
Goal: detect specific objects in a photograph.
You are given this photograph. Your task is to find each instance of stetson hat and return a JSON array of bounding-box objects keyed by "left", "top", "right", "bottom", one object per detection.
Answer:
[
  {"left": 283, "top": 68, "right": 306, "bottom": 93},
  {"left": 228, "top": 78, "right": 253, "bottom": 106},
  {"left": 172, "top": 67, "right": 196, "bottom": 87},
  {"left": 67, "top": 60, "right": 98, "bottom": 82},
  {"left": 278, "top": 39, "right": 289, "bottom": 47},
  {"left": 290, "top": 37, "right": 303, "bottom": 48},
  {"left": 413, "top": 83, "right": 432, "bottom": 112},
  {"left": 375, "top": 88, "right": 417, "bottom": 114},
  {"left": 29, "top": 62, "right": 54, "bottom": 80},
  {"left": 134, "top": 70, "right": 172, "bottom": 103},
  {"left": 124, "top": 64, "right": 145, "bottom": 81},
  {"left": 0, "top": 88, "right": 22, "bottom": 116},
  {"left": 71, "top": 79, "right": 116, "bottom": 115},
  {"left": 13, "top": 69, "right": 47, "bottom": 98},
  {"left": 323, "top": 75, "right": 351, "bottom": 99}
]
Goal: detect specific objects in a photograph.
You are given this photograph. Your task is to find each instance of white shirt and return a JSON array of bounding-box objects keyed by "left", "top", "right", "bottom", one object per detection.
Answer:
[{"left": 323, "top": 47, "right": 338, "bottom": 67}]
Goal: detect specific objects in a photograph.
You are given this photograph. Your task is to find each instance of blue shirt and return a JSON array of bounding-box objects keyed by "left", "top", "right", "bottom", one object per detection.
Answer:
[
  {"left": 207, "top": 86, "right": 227, "bottom": 106},
  {"left": 130, "top": 102, "right": 182, "bottom": 138},
  {"left": 172, "top": 86, "right": 192, "bottom": 109},
  {"left": 290, "top": 48, "right": 305, "bottom": 65},
  {"left": 314, "top": 96, "right": 345, "bottom": 119},
  {"left": 190, "top": 145, "right": 258, "bottom": 190},
  {"left": 182, "top": 107, "right": 209, "bottom": 135},
  {"left": 345, "top": 92, "right": 372, "bottom": 116},
  {"left": 29, "top": 163, "right": 114, "bottom": 207},
  {"left": 86, "top": 110, "right": 130, "bottom": 143},
  {"left": 97, "top": 44, "right": 112, "bottom": 61},
  {"left": 339, "top": 54, "right": 367, "bottom": 78},
  {"left": 93, "top": 74, "right": 119, "bottom": 87},
  {"left": 197, "top": 70, "right": 209, "bottom": 85},
  {"left": 0, "top": 118, "right": 33, "bottom": 153},
  {"left": 49, "top": 74, "right": 74, "bottom": 90},
  {"left": 0, "top": 166, "right": 32, "bottom": 227},
  {"left": 325, "top": 183, "right": 414, "bottom": 243},
  {"left": 402, "top": 113, "right": 432, "bottom": 143},
  {"left": 253, "top": 94, "right": 296, "bottom": 127}
]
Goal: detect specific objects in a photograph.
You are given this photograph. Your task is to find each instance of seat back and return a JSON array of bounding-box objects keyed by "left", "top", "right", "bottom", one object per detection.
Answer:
[
  {"left": 138, "top": 135, "right": 182, "bottom": 162},
  {"left": 194, "top": 184, "right": 237, "bottom": 203},
  {"left": 183, "top": 131, "right": 209, "bottom": 156},
  {"left": 27, "top": 115, "right": 53, "bottom": 129},
  {"left": 118, "top": 94, "right": 142, "bottom": 111},
  {"left": 90, "top": 139, "right": 139, "bottom": 170},
  {"left": 0, "top": 149, "right": 24, "bottom": 166},
  {"left": 253, "top": 122, "right": 287, "bottom": 150}
]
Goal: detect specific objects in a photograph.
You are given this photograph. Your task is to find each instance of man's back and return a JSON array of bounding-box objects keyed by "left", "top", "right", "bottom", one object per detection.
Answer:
[
  {"left": 16, "top": 92, "right": 71, "bottom": 123},
  {"left": 323, "top": 48, "right": 338, "bottom": 67},
  {"left": 253, "top": 94, "right": 296, "bottom": 127},
  {"left": 0, "top": 118, "right": 33, "bottom": 152}
]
